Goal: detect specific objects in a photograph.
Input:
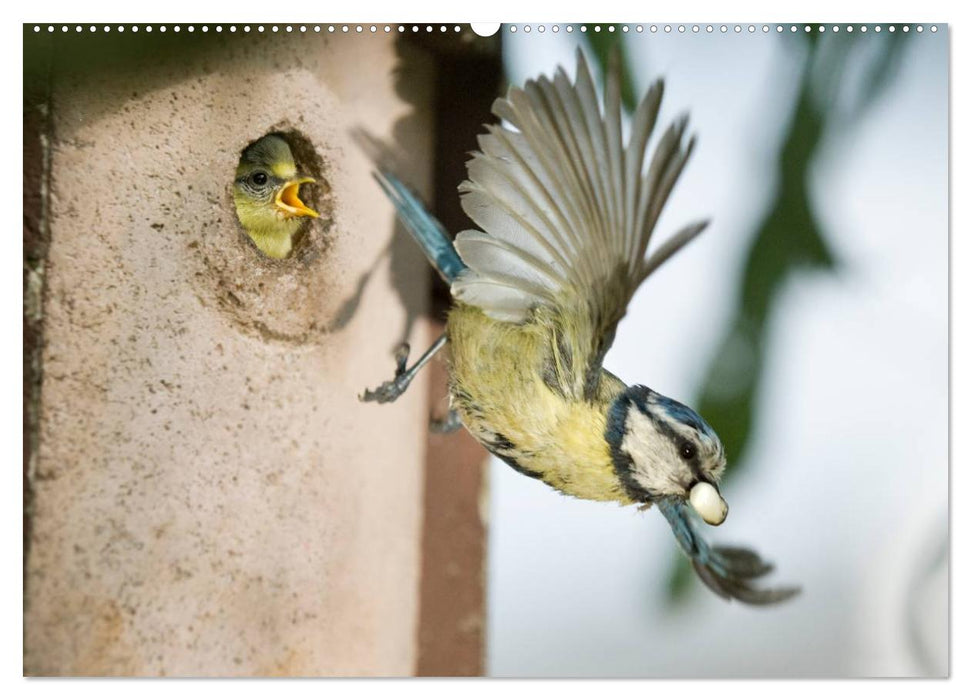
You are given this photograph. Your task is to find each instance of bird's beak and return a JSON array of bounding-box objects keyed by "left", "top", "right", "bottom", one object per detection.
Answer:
[
  {"left": 689, "top": 481, "right": 728, "bottom": 526},
  {"left": 275, "top": 177, "right": 319, "bottom": 219}
]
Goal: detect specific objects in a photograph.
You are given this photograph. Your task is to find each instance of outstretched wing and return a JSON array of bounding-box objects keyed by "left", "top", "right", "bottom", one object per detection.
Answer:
[{"left": 451, "top": 50, "right": 708, "bottom": 398}]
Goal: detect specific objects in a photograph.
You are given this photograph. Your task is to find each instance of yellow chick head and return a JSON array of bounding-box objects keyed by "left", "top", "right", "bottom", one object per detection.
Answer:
[{"left": 233, "top": 134, "right": 318, "bottom": 259}]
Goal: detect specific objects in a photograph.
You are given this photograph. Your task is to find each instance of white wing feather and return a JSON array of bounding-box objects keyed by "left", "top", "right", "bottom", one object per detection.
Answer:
[{"left": 451, "top": 50, "right": 707, "bottom": 328}]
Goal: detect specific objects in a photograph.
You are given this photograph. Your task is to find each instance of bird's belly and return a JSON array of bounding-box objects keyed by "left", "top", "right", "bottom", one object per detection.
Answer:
[{"left": 445, "top": 305, "right": 631, "bottom": 505}]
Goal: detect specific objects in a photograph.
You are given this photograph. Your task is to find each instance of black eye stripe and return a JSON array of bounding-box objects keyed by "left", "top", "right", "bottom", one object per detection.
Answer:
[
  {"left": 680, "top": 442, "right": 697, "bottom": 460},
  {"left": 649, "top": 414, "right": 704, "bottom": 477},
  {"left": 606, "top": 387, "right": 719, "bottom": 502},
  {"left": 606, "top": 394, "right": 656, "bottom": 502}
]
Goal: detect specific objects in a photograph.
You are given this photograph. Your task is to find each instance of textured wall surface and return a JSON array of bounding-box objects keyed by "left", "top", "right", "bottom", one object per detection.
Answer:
[{"left": 24, "top": 31, "right": 435, "bottom": 676}]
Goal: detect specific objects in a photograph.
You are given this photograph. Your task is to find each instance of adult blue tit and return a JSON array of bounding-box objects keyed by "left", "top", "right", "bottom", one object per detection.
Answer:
[
  {"left": 233, "top": 134, "right": 319, "bottom": 259},
  {"left": 363, "top": 51, "right": 799, "bottom": 605}
]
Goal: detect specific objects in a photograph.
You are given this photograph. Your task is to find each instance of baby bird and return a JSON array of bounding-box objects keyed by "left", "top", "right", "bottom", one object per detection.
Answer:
[
  {"left": 363, "top": 52, "right": 799, "bottom": 605},
  {"left": 233, "top": 134, "right": 319, "bottom": 258}
]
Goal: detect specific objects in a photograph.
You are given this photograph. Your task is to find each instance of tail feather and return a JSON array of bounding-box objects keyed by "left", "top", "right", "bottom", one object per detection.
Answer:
[{"left": 375, "top": 171, "right": 466, "bottom": 283}]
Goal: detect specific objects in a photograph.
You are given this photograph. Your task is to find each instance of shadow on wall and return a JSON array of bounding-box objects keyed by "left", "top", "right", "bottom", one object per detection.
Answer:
[
  {"left": 23, "top": 25, "right": 480, "bottom": 676},
  {"left": 327, "top": 36, "right": 439, "bottom": 342},
  {"left": 336, "top": 32, "right": 502, "bottom": 350}
]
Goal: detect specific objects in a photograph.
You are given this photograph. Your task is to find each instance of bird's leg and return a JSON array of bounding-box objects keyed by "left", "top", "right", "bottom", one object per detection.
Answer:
[
  {"left": 361, "top": 333, "right": 448, "bottom": 404},
  {"left": 655, "top": 497, "right": 800, "bottom": 605},
  {"left": 430, "top": 409, "right": 463, "bottom": 434}
]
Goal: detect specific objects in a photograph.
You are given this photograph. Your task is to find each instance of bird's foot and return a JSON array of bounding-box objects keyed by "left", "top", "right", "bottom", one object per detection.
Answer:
[
  {"left": 430, "top": 409, "right": 462, "bottom": 434},
  {"left": 360, "top": 343, "right": 413, "bottom": 404},
  {"left": 360, "top": 334, "right": 449, "bottom": 405}
]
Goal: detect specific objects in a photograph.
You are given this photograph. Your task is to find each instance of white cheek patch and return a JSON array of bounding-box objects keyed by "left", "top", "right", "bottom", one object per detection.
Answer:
[
  {"left": 655, "top": 412, "right": 726, "bottom": 483},
  {"left": 620, "top": 409, "right": 682, "bottom": 496}
]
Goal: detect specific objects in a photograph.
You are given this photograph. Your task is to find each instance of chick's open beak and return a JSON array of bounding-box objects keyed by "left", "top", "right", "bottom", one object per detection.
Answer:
[
  {"left": 275, "top": 177, "right": 319, "bottom": 219},
  {"left": 689, "top": 481, "right": 728, "bottom": 526}
]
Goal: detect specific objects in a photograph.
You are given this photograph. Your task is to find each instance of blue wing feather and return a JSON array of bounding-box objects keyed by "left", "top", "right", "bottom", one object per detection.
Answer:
[
  {"left": 656, "top": 497, "right": 800, "bottom": 605},
  {"left": 375, "top": 171, "right": 466, "bottom": 283}
]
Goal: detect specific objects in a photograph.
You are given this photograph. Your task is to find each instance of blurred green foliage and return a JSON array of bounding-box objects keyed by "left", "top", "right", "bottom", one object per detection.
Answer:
[
  {"left": 584, "top": 28, "right": 637, "bottom": 112},
  {"left": 581, "top": 27, "right": 907, "bottom": 603},
  {"left": 669, "top": 29, "right": 906, "bottom": 601}
]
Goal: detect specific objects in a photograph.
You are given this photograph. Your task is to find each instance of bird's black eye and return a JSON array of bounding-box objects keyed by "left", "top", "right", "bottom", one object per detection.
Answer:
[
  {"left": 249, "top": 171, "right": 269, "bottom": 187},
  {"left": 680, "top": 442, "right": 697, "bottom": 461}
]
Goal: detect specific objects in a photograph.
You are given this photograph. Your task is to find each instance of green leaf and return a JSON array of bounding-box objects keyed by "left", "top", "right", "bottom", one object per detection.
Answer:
[
  {"left": 666, "top": 31, "right": 907, "bottom": 602},
  {"left": 584, "top": 29, "right": 637, "bottom": 112}
]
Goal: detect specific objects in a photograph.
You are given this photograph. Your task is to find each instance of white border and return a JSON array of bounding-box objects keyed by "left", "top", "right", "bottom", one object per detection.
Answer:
[{"left": 6, "top": 0, "right": 963, "bottom": 697}]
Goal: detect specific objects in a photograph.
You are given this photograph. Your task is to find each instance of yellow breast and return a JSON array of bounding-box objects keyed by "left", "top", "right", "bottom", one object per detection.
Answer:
[{"left": 446, "top": 304, "right": 633, "bottom": 505}]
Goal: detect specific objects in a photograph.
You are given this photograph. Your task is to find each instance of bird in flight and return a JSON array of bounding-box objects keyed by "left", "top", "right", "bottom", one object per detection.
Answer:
[{"left": 363, "top": 51, "right": 799, "bottom": 605}]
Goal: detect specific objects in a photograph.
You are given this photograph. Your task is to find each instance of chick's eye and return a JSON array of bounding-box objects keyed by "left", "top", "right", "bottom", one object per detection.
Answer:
[
  {"left": 249, "top": 171, "right": 268, "bottom": 187},
  {"left": 680, "top": 443, "right": 697, "bottom": 461}
]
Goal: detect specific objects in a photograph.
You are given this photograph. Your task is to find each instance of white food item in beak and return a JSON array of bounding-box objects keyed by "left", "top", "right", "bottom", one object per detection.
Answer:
[{"left": 689, "top": 482, "right": 728, "bottom": 526}]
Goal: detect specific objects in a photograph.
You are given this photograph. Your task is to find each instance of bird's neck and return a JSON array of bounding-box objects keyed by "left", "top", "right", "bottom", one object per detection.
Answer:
[{"left": 247, "top": 227, "right": 294, "bottom": 259}]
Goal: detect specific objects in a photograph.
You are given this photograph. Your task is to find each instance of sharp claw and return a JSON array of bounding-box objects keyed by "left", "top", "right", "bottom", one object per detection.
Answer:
[
  {"left": 360, "top": 343, "right": 414, "bottom": 403},
  {"left": 393, "top": 342, "right": 410, "bottom": 376},
  {"left": 360, "top": 376, "right": 408, "bottom": 404}
]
